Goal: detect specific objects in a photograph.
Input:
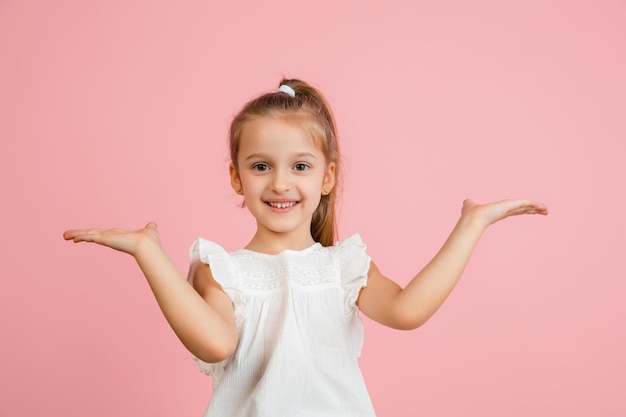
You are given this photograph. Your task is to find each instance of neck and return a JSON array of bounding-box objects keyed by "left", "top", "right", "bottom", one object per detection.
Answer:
[{"left": 245, "top": 227, "right": 316, "bottom": 255}]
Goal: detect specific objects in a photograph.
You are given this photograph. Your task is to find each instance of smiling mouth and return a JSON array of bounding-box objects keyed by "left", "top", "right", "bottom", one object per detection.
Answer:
[{"left": 265, "top": 201, "right": 299, "bottom": 209}]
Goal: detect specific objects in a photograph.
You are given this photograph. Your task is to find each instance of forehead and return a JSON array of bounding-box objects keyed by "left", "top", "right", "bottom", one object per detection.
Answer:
[{"left": 238, "top": 117, "right": 324, "bottom": 159}]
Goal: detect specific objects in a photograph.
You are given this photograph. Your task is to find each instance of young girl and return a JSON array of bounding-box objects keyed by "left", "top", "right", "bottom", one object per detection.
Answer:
[{"left": 64, "top": 78, "right": 548, "bottom": 416}]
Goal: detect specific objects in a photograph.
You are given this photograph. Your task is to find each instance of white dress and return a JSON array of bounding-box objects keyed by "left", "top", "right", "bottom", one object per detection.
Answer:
[{"left": 187, "top": 234, "right": 377, "bottom": 417}]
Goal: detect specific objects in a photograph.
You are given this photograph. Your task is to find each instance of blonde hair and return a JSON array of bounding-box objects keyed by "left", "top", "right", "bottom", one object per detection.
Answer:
[{"left": 229, "top": 78, "right": 341, "bottom": 246}]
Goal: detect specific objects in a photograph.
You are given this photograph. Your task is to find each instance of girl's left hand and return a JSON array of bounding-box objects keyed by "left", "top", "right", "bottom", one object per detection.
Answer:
[{"left": 461, "top": 199, "right": 548, "bottom": 229}]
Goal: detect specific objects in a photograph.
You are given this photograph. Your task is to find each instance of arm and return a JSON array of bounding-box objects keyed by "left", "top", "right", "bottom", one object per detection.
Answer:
[
  {"left": 357, "top": 199, "right": 548, "bottom": 330},
  {"left": 63, "top": 222, "right": 238, "bottom": 362}
]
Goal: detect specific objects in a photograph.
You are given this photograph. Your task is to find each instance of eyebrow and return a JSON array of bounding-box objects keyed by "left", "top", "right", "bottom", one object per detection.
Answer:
[{"left": 244, "top": 152, "right": 319, "bottom": 161}]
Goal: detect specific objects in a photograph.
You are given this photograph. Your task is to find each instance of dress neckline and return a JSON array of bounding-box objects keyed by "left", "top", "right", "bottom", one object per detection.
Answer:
[{"left": 233, "top": 242, "right": 322, "bottom": 257}]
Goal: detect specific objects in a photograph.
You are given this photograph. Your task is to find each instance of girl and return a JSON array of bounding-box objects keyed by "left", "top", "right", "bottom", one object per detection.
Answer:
[{"left": 64, "top": 78, "right": 548, "bottom": 416}]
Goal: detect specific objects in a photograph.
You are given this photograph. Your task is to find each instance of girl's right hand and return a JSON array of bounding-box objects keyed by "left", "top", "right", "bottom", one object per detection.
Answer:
[{"left": 63, "top": 222, "right": 161, "bottom": 257}]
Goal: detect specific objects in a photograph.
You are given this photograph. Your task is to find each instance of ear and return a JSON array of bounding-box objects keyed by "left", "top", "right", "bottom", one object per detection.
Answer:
[
  {"left": 322, "top": 162, "right": 336, "bottom": 195},
  {"left": 230, "top": 163, "right": 243, "bottom": 195}
]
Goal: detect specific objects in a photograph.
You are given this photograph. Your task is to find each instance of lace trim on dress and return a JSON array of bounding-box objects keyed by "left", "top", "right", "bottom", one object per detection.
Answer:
[{"left": 230, "top": 250, "right": 338, "bottom": 290}]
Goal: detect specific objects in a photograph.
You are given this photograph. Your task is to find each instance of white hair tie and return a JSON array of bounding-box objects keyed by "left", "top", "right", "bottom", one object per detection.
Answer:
[{"left": 278, "top": 84, "right": 296, "bottom": 97}]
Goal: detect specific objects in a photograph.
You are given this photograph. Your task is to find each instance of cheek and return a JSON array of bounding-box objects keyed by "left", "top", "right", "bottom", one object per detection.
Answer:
[
  {"left": 305, "top": 181, "right": 324, "bottom": 202},
  {"left": 242, "top": 179, "right": 263, "bottom": 197},
  {"left": 239, "top": 173, "right": 259, "bottom": 188}
]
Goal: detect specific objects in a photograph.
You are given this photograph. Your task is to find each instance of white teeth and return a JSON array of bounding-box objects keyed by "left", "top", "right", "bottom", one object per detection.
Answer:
[{"left": 268, "top": 201, "right": 296, "bottom": 209}]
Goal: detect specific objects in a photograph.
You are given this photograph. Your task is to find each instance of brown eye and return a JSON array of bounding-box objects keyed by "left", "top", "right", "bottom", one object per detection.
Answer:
[
  {"left": 294, "top": 163, "right": 310, "bottom": 171},
  {"left": 253, "top": 163, "right": 269, "bottom": 172}
]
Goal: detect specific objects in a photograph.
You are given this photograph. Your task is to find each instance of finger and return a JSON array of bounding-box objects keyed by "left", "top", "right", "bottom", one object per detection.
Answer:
[
  {"left": 462, "top": 199, "right": 477, "bottom": 212},
  {"left": 72, "top": 231, "right": 104, "bottom": 244},
  {"left": 533, "top": 202, "right": 549, "bottom": 214},
  {"left": 515, "top": 200, "right": 548, "bottom": 214},
  {"left": 63, "top": 228, "right": 108, "bottom": 243},
  {"left": 63, "top": 228, "right": 99, "bottom": 241},
  {"left": 63, "top": 230, "right": 75, "bottom": 240},
  {"left": 507, "top": 201, "right": 549, "bottom": 216},
  {"left": 145, "top": 221, "right": 158, "bottom": 230}
]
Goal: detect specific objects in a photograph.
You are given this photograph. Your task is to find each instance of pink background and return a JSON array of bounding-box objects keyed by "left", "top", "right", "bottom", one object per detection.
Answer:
[{"left": 1, "top": 1, "right": 625, "bottom": 416}]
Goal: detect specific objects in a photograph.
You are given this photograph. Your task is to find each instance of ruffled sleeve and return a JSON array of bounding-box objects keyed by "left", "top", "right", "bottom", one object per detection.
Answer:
[
  {"left": 336, "top": 234, "right": 371, "bottom": 357},
  {"left": 187, "top": 238, "right": 245, "bottom": 383},
  {"left": 188, "top": 238, "right": 237, "bottom": 290},
  {"left": 336, "top": 234, "right": 371, "bottom": 313}
]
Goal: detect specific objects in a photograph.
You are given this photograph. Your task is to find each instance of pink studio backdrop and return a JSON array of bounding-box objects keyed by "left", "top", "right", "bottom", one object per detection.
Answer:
[{"left": 1, "top": 1, "right": 625, "bottom": 416}]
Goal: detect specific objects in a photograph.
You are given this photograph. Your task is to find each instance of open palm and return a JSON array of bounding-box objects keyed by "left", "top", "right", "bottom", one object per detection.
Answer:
[
  {"left": 462, "top": 199, "right": 548, "bottom": 228},
  {"left": 63, "top": 222, "right": 161, "bottom": 256}
]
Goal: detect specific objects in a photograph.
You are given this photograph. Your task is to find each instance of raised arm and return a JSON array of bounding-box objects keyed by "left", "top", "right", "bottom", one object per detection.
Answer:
[
  {"left": 357, "top": 199, "right": 548, "bottom": 330},
  {"left": 63, "top": 222, "right": 237, "bottom": 362}
]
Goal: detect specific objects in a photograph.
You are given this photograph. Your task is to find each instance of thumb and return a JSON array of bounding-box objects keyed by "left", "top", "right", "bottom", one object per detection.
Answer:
[
  {"left": 462, "top": 199, "right": 476, "bottom": 210},
  {"left": 145, "top": 221, "right": 158, "bottom": 230}
]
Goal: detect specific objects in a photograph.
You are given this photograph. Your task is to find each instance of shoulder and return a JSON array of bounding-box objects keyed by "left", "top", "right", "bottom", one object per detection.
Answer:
[
  {"left": 334, "top": 233, "right": 366, "bottom": 249},
  {"left": 188, "top": 238, "right": 239, "bottom": 292},
  {"left": 330, "top": 233, "right": 369, "bottom": 266},
  {"left": 329, "top": 234, "right": 371, "bottom": 303},
  {"left": 324, "top": 233, "right": 368, "bottom": 261},
  {"left": 189, "top": 238, "right": 231, "bottom": 265}
]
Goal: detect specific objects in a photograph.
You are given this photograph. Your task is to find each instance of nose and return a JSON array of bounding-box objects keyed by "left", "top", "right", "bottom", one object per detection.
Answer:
[{"left": 271, "top": 169, "right": 291, "bottom": 192}]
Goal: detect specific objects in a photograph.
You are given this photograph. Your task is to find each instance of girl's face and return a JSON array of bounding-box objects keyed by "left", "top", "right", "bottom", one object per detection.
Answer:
[{"left": 230, "top": 117, "right": 335, "bottom": 248}]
